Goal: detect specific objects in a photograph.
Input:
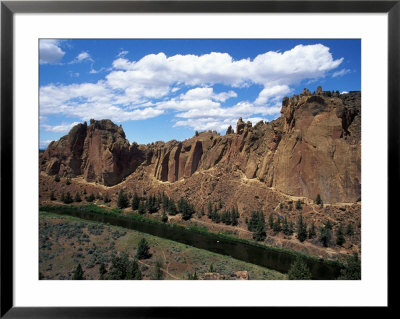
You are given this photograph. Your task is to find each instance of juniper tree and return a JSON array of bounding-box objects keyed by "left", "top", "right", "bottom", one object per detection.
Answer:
[
  {"left": 337, "top": 253, "right": 361, "bottom": 280},
  {"left": 63, "top": 192, "right": 73, "bottom": 204},
  {"left": 308, "top": 221, "right": 317, "bottom": 239},
  {"left": 287, "top": 257, "right": 312, "bottom": 280},
  {"left": 117, "top": 189, "right": 129, "bottom": 209},
  {"left": 297, "top": 214, "right": 308, "bottom": 242},
  {"left": 131, "top": 192, "right": 140, "bottom": 210},
  {"left": 346, "top": 223, "right": 354, "bottom": 236},
  {"left": 315, "top": 194, "right": 322, "bottom": 205},
  {"left": 161, "top": 210, "right": 168, "bottom": 223},
  {"left": 268, "top": 214, "right": 274, "bottom": 230},
  {"left": 136, "top": 238, "right": 151, "bottom": 259},
  {"left": 336, "top": 224, "right": 346, "bottom": 246},
  {"left": 138, "top": 200, "right": 146, "bottom": 214},
  {"left": 74, "top": 192, "right": 82, "bottom": 202},
  {"left": 73, "top": 263, "right": 84, "bottom": 280}
]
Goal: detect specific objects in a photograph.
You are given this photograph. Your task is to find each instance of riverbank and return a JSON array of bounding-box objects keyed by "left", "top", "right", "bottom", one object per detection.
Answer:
[
  {"left": 39, "top": 210, "right": 286, "bottom": 280},
  {"left": 39, "top": 204, "right": 344, "bottom": 279}
]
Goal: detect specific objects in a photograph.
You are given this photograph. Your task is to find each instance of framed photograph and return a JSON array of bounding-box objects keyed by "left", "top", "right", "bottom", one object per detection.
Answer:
[{"left": 1, "top": 0, "right": 396, "bottom": 316}]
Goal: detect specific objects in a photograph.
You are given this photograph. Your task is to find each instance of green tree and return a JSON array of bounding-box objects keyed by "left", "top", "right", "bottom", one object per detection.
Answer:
[
  {"left": 336, "top": 224, "right": 346, "bottom": 246},
  {"left": 161, "top": 210, "right": 168, "bottom": 223},
  {"left": 282, "top": 217, "right": 290, "bottom": 235},
  {"left": 117, "top": 189, "right": 129, "bottom": 209},
  {"left": 136, "top": 238, "right": 151, "bottom": 259},
  {"left": 287, "top": 257, "right": 312, "bottom": 280},
  {"left": 151, "top": 260, "right": 164, "bottom": 280},
  {"left": 131, "top": 192, "right": 140, "bottom": 210},
  {"left": 319, "top": 221, "right": 333, "bottom": 247},
  {"left": 99, "top": 263, "right": 107, "bottom": 280},
  {"left": 308, "top": 221, "right": 317, "bottom": 239},
  {"left": 85, "top": 193, "right": 95, "bottom": 202},
  {"left": 295, "top": 199, "right": 302, "bottom": 210},
  {"left": 268, "top": 214, "right": 274, "bottom": 229},
  {"left": 66, "top": 177, "right": 71, "bottom": 185},
  {"left": 54, "top": 174, "right": 60, "bottom": 182},
  {"left": 337, "top": 253, "right": 361, "bottom": 280},
  {"left": 297, "top": 214, "right": 308, "bottom": 242},
  {"left": 50, "top": 191, "right": 56, "bottom": 201},
  {"left": 346, "top": 223, "right": 354, "bottom": 236},
  {"left": 63, "top": 192, "right": 74, "bottom": 204},
  {"left": 273, "top": 217, "right": 281, "bottom": 233},
  {"left": 107, "top": 253, "right": 141, "bottom": 280},
  {"left": 126, "top": 259, "right": 142, "bottom": 280},
  {"left": 315, "top": 194, "right": 322, "bottom": 205},
  {"left": 187, "top": 272, "right": 198, "bottom": 280},
  {"left": 74, "top": 192, "right": 82, "bottom": 202},
  {"left": 138, "top": 200, "right": 146, "bottom": 214},
  {"left": 167, "top": 198, "right": 178, "bottom": 216},
  {"left": 207, "top": 201, "right": 213, "bottom": 218},
  {"left": 73, "top": 263, "right": 84, "bottom": 280}
]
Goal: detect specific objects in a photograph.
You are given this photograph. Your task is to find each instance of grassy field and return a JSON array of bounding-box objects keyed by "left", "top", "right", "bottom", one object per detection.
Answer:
[{"left": 39, "top": 211, "right": 286, "bottom": 280}]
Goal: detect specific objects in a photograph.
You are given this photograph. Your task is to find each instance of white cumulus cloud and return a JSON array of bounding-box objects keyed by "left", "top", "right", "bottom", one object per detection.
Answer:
[
  {"left": 39, "top": 40, "right": 65, "bottom": 64},
  {"left": 40, "top": 44, "right": 343, "bottom": 134}
]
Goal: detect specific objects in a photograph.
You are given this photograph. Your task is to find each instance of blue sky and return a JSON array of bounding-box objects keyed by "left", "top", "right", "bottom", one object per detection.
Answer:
[{"left": 39, "top": 39, "right": 360, "bottom": 148}]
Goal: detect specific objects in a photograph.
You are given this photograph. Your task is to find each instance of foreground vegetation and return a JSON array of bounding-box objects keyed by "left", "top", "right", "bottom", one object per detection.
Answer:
[{"left": 39, "top": 211, "right": 286, "bottom": 280}]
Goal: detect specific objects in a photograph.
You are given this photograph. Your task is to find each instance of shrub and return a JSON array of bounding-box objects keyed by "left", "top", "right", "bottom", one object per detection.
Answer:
[{"left": 288, "top": 257, "right": 312, "bottom": 280}]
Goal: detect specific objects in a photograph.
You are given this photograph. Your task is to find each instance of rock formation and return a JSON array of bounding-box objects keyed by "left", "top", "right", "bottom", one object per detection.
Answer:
[
  {"left": 40, "top": 88, "right": 361, "bottom": 203},
  {"left": 41, "top": 119, "right": 144, "bottom": 186}
]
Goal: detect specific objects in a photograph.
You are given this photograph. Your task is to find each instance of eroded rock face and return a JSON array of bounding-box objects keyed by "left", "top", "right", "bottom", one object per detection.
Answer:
[
  {"left": 41, "top": 119, "right": 144, "bottom": 186},
  {"left": 40, "top": 88, "right": 361, "bottom": 203},
  {"left": 148, "top": 89, "right": 361, "bottom": 203}
]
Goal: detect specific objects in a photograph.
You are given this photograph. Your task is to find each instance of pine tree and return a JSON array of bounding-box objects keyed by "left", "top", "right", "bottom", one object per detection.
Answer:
[
  {"left": 287, "top": 257, "right": 312, "bottom": 280},
  {"left": 297, "top": 215, "right": 308, "bottom": 242},
  {"left": 268, "top": 214, "right": 274, "bottom": 229},
  {"left": 99, "top": 263, "right": 107, "bottom": 280},
  {"left": 73, "top": 263, "right": 84, "bottom": 280},
  {"left": 60, "top": 192, "right": 65, "bottom": 202},
  {"left": 319, "top": 221, "right": 333, "bottom": 247},
  {"left": 282, "top": 217, "right": 290, "bottom": 235},
  {"left": 136, "top": 238, "right": 151, "bottom": 259},
  {"left": 63, "top": 192, "right": 73, "bottom": 204},
  {"left": 161, "top": 210, "right": 168, "bottom": 223},
  {"left": 151, "top": 260, "right": 164, "bottom": 280},
  {"left": 207, "top": 201, "right": 213, "bottom": 218},
  {"left": 138, "top": 200, "right": 146, "bottom": 214},
  {"left": 308, "top": 221, "right": 317, "bottom": 239},
  {"left": 273, "top": 217, "right": 281, "bottom": 233},
  {"left": 85, "top": 193, "right": 95, "bottom": 202},
  {"left": 315, "top": 194, "right": 322, "bottom": 205},
  {"left": 74, "top": 192, "right": 82, "bottom": 202},
  {"left": 54, "top": 174, "right": 60, "bottom": 182},
  {"left": 50, "top": 191, "right": 56, "bottom": 201},
  {"left": 117, "top": 189, "right": 129, "bottom": 209},
  {"left": 336, "top": 224, "right": 346, "bottom": 246},
  {"left": 295, "top": 199, "right": 302, "bottom": 210},
  {"left": 131, "top": 192, "right": 140, "bottom": 210},
  {"left": 346, "top": 223, "right": 354, "bottom": 236},
  {"left": 66, "top": 177, "right": 71, "bottom": 185},
  {"left": 167, "top": 198, "right": 177, "bottom": 215},
  {"left": 337, "top": 253, "right": 361, "bottom": 280}
]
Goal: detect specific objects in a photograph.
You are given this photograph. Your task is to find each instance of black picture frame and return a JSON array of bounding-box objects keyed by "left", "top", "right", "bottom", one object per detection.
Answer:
[{"left": 1, "top": 0, "right": 396, "bottom": 317}]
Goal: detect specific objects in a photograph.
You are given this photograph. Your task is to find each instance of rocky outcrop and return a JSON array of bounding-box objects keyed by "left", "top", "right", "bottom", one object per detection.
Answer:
[
  {"left": 41, "top": 119, "right": 144, "bottom": 186},
  {"left": 40, "top": 88, "right": 361, "bottom": 203}
]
